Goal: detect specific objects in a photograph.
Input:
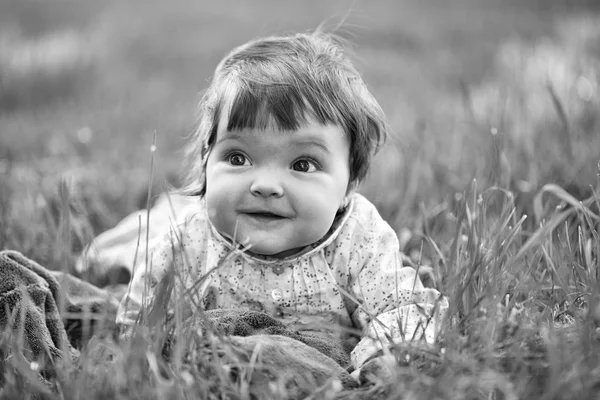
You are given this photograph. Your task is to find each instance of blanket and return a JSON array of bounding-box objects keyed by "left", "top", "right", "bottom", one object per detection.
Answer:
[
  {"left": 193, "top": 309, "right": 352, "bottom": 368},
  {"left": 156, "top": 309, "right": 359, "bottom": 398},
  {"left": 0, "top": 251, "right": 121, "bottom": 366},
  {"left": 0, "top": 250, "right": 363, "bottom": 399},
  {"left": 0, "top": 251, "right": 68, "bottom": 373},
  {"left": 171, "top": 313, "right": 359, "bottom": 399}
]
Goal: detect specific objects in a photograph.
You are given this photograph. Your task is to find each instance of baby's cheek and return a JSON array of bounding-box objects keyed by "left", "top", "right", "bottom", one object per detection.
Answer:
[
  {"left": 206, "top": 198, "right": 231, "bottom": 235},
  {"left": 308, "top": 196, "right": 339, "bottom": 224},
  {"left": 206, "top": 201, "right": 220, "bottom": 224}
]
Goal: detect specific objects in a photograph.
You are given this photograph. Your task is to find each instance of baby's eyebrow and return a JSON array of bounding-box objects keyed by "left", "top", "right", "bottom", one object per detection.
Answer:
[
  {"left": 291, "top": 140, "right": 332, "bottom": 155},
  {"left": 215, "top": 133, "right": 246, "bottom": 145},
  {"left": 216, "top": 133, "right": 332, "bottom": 154}
]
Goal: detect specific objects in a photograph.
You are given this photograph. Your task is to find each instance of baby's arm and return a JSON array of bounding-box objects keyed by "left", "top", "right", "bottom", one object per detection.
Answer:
[
  {"left": 116, "top": 232, "right": 177, "bottom": 337},
  {"left": 344, "top": 215, "right": 448, "bottom": 368}
]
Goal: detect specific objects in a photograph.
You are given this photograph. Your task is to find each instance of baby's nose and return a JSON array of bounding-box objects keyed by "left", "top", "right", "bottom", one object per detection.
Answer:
[{"left": 250, "top": 171, "right": 284, "bottom": 197}]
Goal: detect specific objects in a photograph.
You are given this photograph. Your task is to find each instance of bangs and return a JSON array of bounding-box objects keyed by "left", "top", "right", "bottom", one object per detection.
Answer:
[
  {"left": 226, "top": 82, "right": 308, "bottom": 131},
  {"left": 219, "top": 72, "right": 350, "bottom": 133}
]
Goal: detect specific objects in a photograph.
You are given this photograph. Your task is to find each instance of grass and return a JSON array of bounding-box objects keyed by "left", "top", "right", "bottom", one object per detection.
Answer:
[{"left": 1, "top": 0, "right": 600, "bottom": 398}]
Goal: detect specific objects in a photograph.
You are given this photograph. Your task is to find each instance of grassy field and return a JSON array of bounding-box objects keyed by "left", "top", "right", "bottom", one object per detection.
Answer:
[{"left": 1, "top": 0, "right": 600, "bottom": 398}]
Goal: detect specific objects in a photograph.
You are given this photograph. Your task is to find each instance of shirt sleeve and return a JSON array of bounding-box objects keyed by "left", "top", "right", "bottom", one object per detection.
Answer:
[
  {"left": 115, "top": 230, "right": 178, "bottom": 332},
  {"left": 340, "top": 196, "right": 448, "bottom": 368}
]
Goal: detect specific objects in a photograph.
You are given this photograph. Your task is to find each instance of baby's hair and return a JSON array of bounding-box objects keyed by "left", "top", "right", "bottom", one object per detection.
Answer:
[{"left": 181, "top": 30, "right": 388, "bottom": 196}]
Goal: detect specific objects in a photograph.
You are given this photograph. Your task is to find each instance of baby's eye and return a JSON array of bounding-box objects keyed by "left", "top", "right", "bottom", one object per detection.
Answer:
[
  {"left": 291, "top": 159, "right": 318, "bottom": 173},
  {"left": 228, "top": 153, "right": 250, "bottom": 166}
]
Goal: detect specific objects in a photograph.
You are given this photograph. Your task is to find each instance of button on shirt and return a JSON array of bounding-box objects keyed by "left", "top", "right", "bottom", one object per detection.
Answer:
[{"left": 116, "top": 193, "right": 447, "bottom": 368}]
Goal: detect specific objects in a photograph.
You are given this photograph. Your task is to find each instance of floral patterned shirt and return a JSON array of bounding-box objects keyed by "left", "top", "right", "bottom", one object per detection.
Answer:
[{"left": 116, "top": 192, "right": 447, "bottom": 367}]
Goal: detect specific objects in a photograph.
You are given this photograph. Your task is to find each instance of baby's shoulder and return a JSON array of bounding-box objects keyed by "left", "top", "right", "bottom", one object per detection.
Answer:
[
  {"left": 344, "top": 193, "right": 393, "bottom": 236},
  {"left": 324, "top": 193, "right": 397, "bottom": 256},
  {"left": 152, "top": 195, "right": 211, "bottom": 244},
  {"left": 175, "top": 208, "right": 211, "bottom": 238},
  {"left": 323, "top": 193, "right": 399, "bottom": 268}
]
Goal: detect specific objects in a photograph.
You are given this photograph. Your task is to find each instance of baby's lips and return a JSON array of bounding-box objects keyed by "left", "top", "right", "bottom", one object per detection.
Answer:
[{"left": 239, "top": 208, "right": 291, "bottom": 218}]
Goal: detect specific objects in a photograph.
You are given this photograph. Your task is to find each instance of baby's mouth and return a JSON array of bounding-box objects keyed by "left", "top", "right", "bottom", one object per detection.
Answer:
[{"left": 245, "top": 212, "right": 286, "bottom": 220}]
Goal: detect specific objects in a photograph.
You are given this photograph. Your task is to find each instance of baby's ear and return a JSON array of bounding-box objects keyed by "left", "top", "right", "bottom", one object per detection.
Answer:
[
  {"left": 345, "top": 180, "right": 358, "bottom": 196},
  {"left": 338, "top": 182, "right": 356, "bottom": 212}
]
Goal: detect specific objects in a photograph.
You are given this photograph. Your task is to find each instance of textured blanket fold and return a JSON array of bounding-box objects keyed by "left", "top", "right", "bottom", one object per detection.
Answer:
[
  {"left": 0, "top": 251, "right": 66, "bottom": 366},
  {"left": 0, "top": 251, "right": 121, "bottom": 368},
  {"left": 165, "top": 309, "right": 358, "bottom": 398},
  {"left": 196, "top": 309, "right": 352, "bottom": 368}
]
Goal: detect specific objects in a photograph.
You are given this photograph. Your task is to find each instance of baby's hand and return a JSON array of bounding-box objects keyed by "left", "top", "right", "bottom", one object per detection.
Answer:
[
  {"left": 400, "top": 252, "right": 437, "bottom": 289},
  {"left": 352, "top": 343, "right": 441, "bottom": 386},
  {"left": 351, "top": 354, "right": 397, "bottom": 385}
]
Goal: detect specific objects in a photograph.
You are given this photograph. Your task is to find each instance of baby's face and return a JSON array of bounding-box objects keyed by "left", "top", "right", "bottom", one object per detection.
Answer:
[{"left": 205, "top": 117, "right": 350, "bottom": 258}]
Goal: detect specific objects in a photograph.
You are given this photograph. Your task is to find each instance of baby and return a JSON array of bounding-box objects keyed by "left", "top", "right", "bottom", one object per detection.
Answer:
[{"left": 116, "top": 31, "right": 447, "bottom": 369}]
